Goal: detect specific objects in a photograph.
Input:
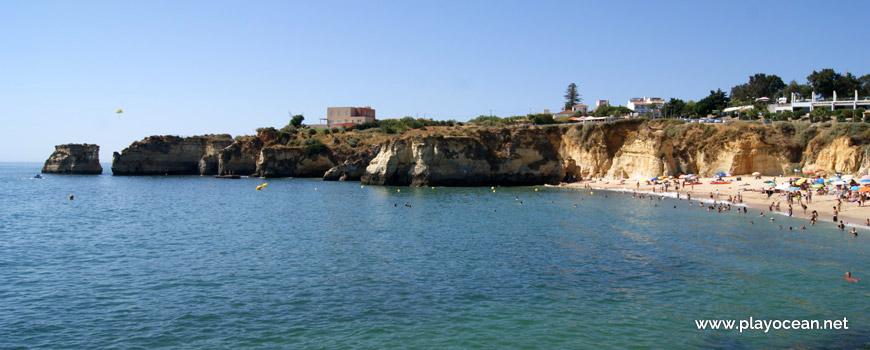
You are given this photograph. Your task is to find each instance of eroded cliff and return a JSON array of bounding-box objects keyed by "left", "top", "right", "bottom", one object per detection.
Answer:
[{"left": 42, "top": 144, "right": 102, "bottom": 174}]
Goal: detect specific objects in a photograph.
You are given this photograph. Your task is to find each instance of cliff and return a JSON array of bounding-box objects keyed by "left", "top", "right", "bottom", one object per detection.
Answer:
[
  {"left": 109, "top": 120, "right": 870, "bottom": 184},
  {"left": 42, "top": 144, "right": 102, "bottom": 174},
  {"left": 362, "top": 128, "right": 564, "bottom": 186},
  {"left": 112, "top": 135, "right": 233, "bottom": 175}
]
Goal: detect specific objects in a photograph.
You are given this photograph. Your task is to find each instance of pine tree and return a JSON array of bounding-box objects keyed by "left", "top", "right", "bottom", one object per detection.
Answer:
[{"left": 564, "top": 83, "right": 581, "bottom": 111}]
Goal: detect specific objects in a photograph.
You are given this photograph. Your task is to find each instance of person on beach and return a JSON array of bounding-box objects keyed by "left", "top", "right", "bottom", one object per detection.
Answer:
[
  {"left": 838, "top": 221, "right": 845, "bottom": 231},
  {"left": 850, "top": 227, "right": 858, "bottom": 236},
  {"left": 833, "top": 207, "right": 839, "bottom": 223},
  {"left": 801, "top": 225, "right": 806, "bottom": 230},
  {"left": 865, "top": 218, "right": 869, "bottom": 227},
  {"left": 770, "top": 218, "right": 775, "bottom": 223},
  {"left": 845, "top": 272, "right": 858, "bottom": 282}
]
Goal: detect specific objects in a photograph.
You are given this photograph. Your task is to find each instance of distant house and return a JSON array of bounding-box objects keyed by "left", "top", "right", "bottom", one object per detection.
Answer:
[
  {"left": 627, "top": 97, "right": 665, "bottom": 117},
  {"left": 555, "top": 110, "right": 575, "bottom": 118},
  {"left": 572, "top": 104, "right": 588, "bottom": 114},
  {"left": 327, "top": 106, "right": 376, "bottom": 127},
  {"left": 595, "top": 100, "right": 610, "bottom": 109}
]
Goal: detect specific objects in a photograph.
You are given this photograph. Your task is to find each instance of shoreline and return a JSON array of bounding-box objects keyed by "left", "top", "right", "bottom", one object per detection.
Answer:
[{"left": 561, "top": 176, "right": 870, "bottom": 231}]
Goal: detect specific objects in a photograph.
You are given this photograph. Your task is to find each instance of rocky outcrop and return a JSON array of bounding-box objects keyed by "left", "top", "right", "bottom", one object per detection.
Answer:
[
  {"left": 323, "top": 147, "right": 379, "bottom": 181},
  {"left": 42, "top": 144, "right": 102, "bottom": 174},
  {"left": 218, "top": 136, "right": 261, "bottom": 176},
  {"left": 112, "top": 135, "right": 233, "bottom": 175},
  {"left": 254, "top": 146, "right": 337, "bottom": 178},
  {"left": 362, "top": 128, "right": 564, "bottom": 186}
]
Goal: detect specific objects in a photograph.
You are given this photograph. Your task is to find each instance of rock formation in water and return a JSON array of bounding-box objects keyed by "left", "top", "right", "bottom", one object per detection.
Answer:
[
  {"left": 362, "top": 128, "right": 564, "bottom": 186},
  {"left": 254, "top": 146, "right": 337, "bottom": 178},
  {"left": 110, "top": 120, "right": 870, "bottom": 184},
  {"left": 41, "top": 144, "right": 103, "bottom": 174},
  {"left": 112, "top": 135, "right": 233, "bottom": 175}
]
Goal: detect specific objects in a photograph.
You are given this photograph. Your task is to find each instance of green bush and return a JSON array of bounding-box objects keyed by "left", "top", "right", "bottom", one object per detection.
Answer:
[
  {"left": 529, "top": 113, "right": 555, "bottom": 125},
  {"left": 304, "top": 141, "right": 328, "bottom": 155},
  {"left": 308, "top": 129, "right": 316, "bottom": 136}
]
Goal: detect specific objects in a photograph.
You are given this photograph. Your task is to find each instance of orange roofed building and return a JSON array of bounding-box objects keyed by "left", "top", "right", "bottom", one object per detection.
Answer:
[{"left": 327, "top": 106, "right": 376, "bottom": 127}]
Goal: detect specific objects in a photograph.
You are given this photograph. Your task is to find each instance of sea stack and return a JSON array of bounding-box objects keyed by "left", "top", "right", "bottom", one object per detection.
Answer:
[{"left": 41, "top": 144, "right": 103, "bottom": 174}]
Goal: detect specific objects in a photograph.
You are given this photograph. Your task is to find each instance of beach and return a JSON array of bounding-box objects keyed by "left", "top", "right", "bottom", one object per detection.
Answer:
[{"left": 567, "top": 175, "right": 870, "bottom": 229}]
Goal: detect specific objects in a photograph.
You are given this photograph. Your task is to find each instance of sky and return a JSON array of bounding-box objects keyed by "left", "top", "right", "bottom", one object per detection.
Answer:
[{"left": 1, "top": 0, "right": 868, "bottom": 162}]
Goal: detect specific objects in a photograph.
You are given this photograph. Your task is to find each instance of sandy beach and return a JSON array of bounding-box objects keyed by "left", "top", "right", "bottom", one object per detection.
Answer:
[{"left": 564, "top": 175, "right": 870, "bottom": 229}]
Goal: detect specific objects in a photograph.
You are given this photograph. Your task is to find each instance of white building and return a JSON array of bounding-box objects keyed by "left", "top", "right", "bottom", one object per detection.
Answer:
[
  {"left": 627, "top": 97, "right": 665, "bottom": 117},
  {"left": 772, "top": 90, "right": 870, "bottom": 113},
  {"left": 595, "top": 100, "right": 610, "bottom": 109},
  {"left": 571, "top": 104, "right": 588, "bottom": 114}
]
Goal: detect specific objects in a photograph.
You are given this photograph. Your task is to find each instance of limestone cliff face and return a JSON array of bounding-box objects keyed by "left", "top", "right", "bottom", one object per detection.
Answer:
[
  {"left": 112, "top": 135, "right": 233, "bottom": 175},
  {"left": 323, "top": 147, "right": 379, "bottom": 181},
  {"left": 361, "top": 128, "right": 564, "bottom": 186},
  {"left": 218, "top": 136, "right": 261, "bottom": 176},
  {"left": 802, "top": 136, "right": 865, "bottom": 174},
  {"left": 255, "top": 146, "right": 337, "bottom": 178},
  {"left": 42, "top": 144, "right": 102, "bottom": 174}
]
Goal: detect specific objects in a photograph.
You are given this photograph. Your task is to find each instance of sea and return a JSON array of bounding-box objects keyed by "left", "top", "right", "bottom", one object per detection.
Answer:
[{"left": 1, "top": 162, "right": 868, "bottom": 349}]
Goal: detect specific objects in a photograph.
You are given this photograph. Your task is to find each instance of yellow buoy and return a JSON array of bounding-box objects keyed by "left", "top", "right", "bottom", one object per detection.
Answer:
[
  {"left": 69, "top": 194, "right": 74, "bottom": 200},
  {"left": 492, "top": 190, "right": 496, "bottom": 193},
  {"left": 535, "top": 188, "right": 538, "bottom": 192},
  {"left": 262, "top": 183, "right": 268, "bottom": 187},
  {"left": 361, "top": 185, "right": 364, "bottom": 189},
  {"left": 590, "top": 192, "right": 593, "bottom": 195},
  {"left": 431, "top": 187, "right": 435, "bottom": 189},
  {"left": 397, "top": 189, "right": 401, "bottom": 192},
  {"left": 115, "top": 108, "right": 123, "bottom": 114},
  {"left": 256, "top": 186, "right": 262, "bottom": 191},
  {"left": 315, "top": 188, "right": 318, "bottom": 191},
  {"left": 491, "top": 186, "right": 495, "bottom": 190}
]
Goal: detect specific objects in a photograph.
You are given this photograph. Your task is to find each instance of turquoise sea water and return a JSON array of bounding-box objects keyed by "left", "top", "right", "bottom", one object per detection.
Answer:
[{"left": 1, "top": 162, "right": 868, "bottom": 349}]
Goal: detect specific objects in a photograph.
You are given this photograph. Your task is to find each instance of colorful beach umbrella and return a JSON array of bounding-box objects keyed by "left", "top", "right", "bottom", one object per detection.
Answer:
[
  {"left": 831, "top": 180, "right": 846, "bottom": 186},
  {"left": 862, "top": 175, "right": 870, "bottom": 180},
  {"left": 812, "top": 184, "right": 824, "bottom": 188},
  {"left": 752, "top": 172, "right": 761, "bottom": 176},
  {"left": 716, "top": 172, "right": 727, "bottom": 177},
  {"left": 814, "top": 178, "right": 825, "bottom": 185},
  {"left": 860, "top": 179, "right": 870, "bottom": 183},
  {"left": 765, "top": 182, "right": 775, "bottom": 187},
  {"left": 859, "top": 187, "right": 870, "bottom": 193},
  {"left": 795, "top": 178, "right": 807, "bottom": 185},
  {"left": 775, "top": 183, "right": 790, "bottom": 190},
  {"left": 787, "top": 187, "right": 801, "bottom": 192},
  {"left": 851, "top": 186, "right": 861, "bottom": 191}
]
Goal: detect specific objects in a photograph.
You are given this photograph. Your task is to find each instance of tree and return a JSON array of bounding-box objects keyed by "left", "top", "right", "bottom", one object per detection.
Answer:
[
  {"left": 834, "top": 72, "right": 860, "bottom": 98},
  {"left": 564, "top": 83, "right": 581, "bottom": 111},
  {"left": 781, "top": 80, "right": 813, "bottom": 101},
  {"left": 290, "top": 114, "right": 305, "bottom": 128},
  {"left": 807, "top": 69, "right": 840, "bottom": 99},
  {"left": 860, "top": 74, "right": 870, "bottom": 99},
  {"left": 730, "top": 73, "right": 785, "bottom": 102},
  {"left": 695, "top": 89, "right": 729, "bottom": 117},
  {"left": 662, "top": 98, "right": 686, "bottom": 118}
]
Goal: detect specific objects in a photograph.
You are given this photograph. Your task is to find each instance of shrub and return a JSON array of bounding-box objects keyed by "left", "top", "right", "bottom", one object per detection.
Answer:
[
  {"left": 304, "top": 141, "right": 328, "bottom": 155},
  {"left": 308, "top": 129, "right": 316, "bottom": 136}
]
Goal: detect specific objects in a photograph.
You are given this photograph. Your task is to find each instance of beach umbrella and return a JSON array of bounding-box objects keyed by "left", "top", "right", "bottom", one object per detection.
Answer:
[
  {"left": 716, "top": 172, "right": 727, "bottom": 177},
  {"left": 842, "top": 175, "right": 854, "bottom": 181},
  {"left": 805, "top": 170, "right": 815, "bottom": 175},
  {"left": 775, "top": 183, "right": 790, "bottom": 190},
  {"left": 763, "top": 180, "right": 775, "bottom": 184},
  {"left": 862, "top": 175, "right": 870, "bottom": 180},
  {"left": 678, "top": 174, "right": 687, "bottom": 179},
  {"left": 795, "top": 178, "right": 807, "bottom": 185},
  {"left": 650, "top": 177, "right": 659, "bottom": 181},
  {"left": 813, "top": 178, "right": 825, "bottom": 185},
  {"left": 765, "top": 182, "right": 775, "bottom": 187},
  {"left": 752, "top": 172, "right": 761, "bottom": 176},
  {"left": 860, "top": 179, "right": 870, "bottom": 183},
  {"left": 831, "top": 181, "right": 846, "bottom": 186},
  {"left": 812, "top": 184, "right": 824, "bottom": 188},
  {"left": 851, "top": 186, "right": 861, "bottom": 191},
  {"left": 787, "top": 187, "right": 801, "bottom": 192},
  {"left": 860, "top": 187, "right": 870, "bottom": 193}
]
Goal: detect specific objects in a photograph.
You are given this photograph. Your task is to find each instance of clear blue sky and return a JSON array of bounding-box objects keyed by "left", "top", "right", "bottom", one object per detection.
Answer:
[{"left": 2, "top": 0, "right": 868, "bottom": 162}]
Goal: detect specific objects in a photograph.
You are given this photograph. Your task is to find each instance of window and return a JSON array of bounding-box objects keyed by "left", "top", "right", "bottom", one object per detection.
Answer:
[{"left": 330, "top": 111, "right": 333, "bottom": 116}]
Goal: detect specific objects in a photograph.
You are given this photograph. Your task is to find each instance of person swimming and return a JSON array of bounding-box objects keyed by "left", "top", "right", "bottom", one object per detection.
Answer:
[
  {"left": 850, "top": 227, "right": 858, "bottom": 236},
  {"left": 845, "top": 272, "right": 858, "bottom": 282}
]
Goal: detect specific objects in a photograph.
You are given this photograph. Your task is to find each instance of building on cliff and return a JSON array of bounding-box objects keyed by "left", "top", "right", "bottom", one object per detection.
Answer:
[
  {"left": 627, "top": 97, "right": 665, "bottom": 118},
  {"left": 595, "top": 100, "right": 610, "bottom": 110},
  {"left": 326, "top": 106, "right": 376, "bottom": 127}
]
